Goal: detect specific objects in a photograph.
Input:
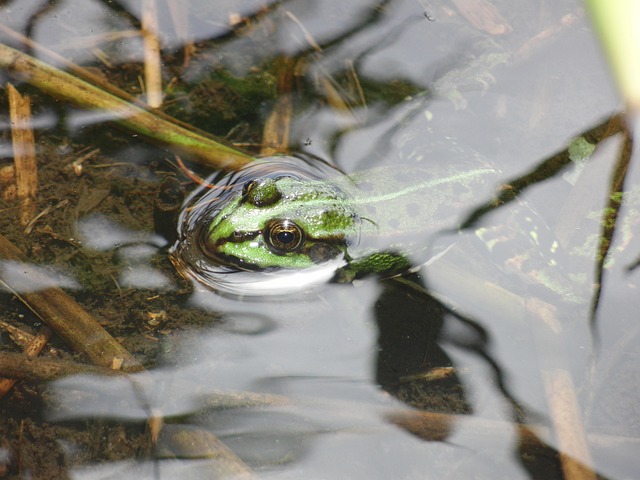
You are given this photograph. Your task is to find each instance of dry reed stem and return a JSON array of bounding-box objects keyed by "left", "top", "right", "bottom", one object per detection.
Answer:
[
  {"left": 142, "top": 0, "right": 163, "bottom": 108},
  {"left": 542, "top": 367, "right": 598, "bottom": 480},
  {"left": 0, "top": 24, "right": 144, "bottom": 107},
  {"left": 0, "top": 350, "right": 123, "bottom": 383},
  {"left": 526, "top": 298, "right": 597, "bottom": 480},
  {"left": 7, "top": 83, "right": 37, "bottom": 227},
  {"left": 260, "top": 94, "right": 292, "bottom": 156},
  {"left": 163, "top": 426, "right": 258, "bottom": 479}
]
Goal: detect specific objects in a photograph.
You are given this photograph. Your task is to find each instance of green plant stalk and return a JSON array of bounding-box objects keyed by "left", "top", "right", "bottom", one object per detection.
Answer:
[
  {"left": 585, "top": 0, "right": 640, "bottom": 109},
  {"left": 0, "top": 43, "right": 254, "bottom": 170}
]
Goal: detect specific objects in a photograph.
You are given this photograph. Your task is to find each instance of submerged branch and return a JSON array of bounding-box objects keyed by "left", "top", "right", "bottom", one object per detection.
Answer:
[
  {"left": 589, "top": 123, "right": 633, "bottom": 326},
  {"left": 0, "top": 43, "right": 254, "bottom": 171},
  {"left": 459, "top": 113, "right": 625, "bottom": 231}
]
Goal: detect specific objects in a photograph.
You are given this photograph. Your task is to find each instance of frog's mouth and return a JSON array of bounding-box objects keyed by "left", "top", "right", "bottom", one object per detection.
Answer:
[
  {"left": 204, "top": 241, "right": 349, "bottom": 272},
  {"left": 196, "top": 228, "right": 267, "bottom": 272},
  {"left": 201, "top": 248, "right": 270, "bottom": 273}
]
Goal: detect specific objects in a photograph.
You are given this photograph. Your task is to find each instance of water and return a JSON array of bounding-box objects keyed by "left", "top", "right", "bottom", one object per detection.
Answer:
[{"left": 0, "top": 1, "right": 638, "bottom": 479}]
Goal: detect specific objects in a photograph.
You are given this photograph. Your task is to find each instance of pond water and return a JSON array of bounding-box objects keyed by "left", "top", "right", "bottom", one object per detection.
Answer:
[{"left": 0, "top": 0, "right": 638, "bottom": 479}]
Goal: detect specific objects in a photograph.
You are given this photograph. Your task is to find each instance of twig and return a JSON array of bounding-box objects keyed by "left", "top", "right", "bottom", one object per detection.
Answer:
[
  {"left": 23, "top": 199, "right": 69, "bottom": 235},
  {"left": 0, "top": 234, "right": 258, "bottom": 474},
  {"left": 0, "top": 341, "right": 621, "bottom": 477},
  {"left": 66, "top": 148, "right": 100, "bottom": 176},
  {"left": 0, "top": 327, "right": 52, "bottom": 399},
  {"left": 174, "top": 155, "right": 211, "bottom": 187},
  {"left": 387, "top": 409, "right": 600, "bottom": 473},
  {"left": 399, "top": 366, "right": 462, "bottom": 383},
  {"left": 52, "top": 30, "right": 141, "bottom": 52},
  {"left": 284, "top": 11, "right": 322, "bottom": 53},
  {"left": 347, "top": 59, "right": 367, "bottom": 112},
  {"left": 516, "top": 13, "right": 580, "bottom": 61},
  {"left": 0, "top": 320, "right": 36, "bottom": 347}
]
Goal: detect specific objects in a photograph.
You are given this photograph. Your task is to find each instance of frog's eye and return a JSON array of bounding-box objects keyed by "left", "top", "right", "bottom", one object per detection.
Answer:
[
  {"left": 265, "top": 219, "right": 304, "bottom": 254},
  {"left": 242, "top": 178, "right": 282, "bottom": 207},
  {"left": 242, "top": 180, "right": 257, "bottom": 196}
]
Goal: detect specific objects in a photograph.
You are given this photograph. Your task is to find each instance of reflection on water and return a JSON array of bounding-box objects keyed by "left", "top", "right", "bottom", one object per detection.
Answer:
[
  {"left": 0, "top": 260, "right": 79, "bottom": 292},
  {"left": 0, "top": 0, "right": 639, "bottom": 479}
]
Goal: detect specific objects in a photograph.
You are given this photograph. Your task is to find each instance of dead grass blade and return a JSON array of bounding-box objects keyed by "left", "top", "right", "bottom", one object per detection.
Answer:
[{"left": 7, "top": 83, "right": 37, "bottom": 227}]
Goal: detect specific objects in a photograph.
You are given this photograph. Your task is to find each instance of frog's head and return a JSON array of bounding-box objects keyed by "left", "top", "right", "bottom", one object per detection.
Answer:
[{"left": 202, "top": 175, "right": 358, "bottom": 271}]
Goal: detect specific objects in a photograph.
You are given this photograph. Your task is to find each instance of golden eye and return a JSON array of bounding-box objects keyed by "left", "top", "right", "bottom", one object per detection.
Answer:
[{"left": 265, "top": 219, "right": 303, "bottom": 253}]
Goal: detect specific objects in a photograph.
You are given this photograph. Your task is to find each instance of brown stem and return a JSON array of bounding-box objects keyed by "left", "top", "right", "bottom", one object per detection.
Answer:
[
  {"left": 0, "top": 42, "right": 253, "bottom": 171},
  {"left": 0, "top": 349, "right": 121, "bottom": 382}
]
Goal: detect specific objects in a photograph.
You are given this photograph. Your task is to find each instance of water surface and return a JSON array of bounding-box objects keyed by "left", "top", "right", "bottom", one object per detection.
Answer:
[{"left": 0, "top": 1, "right": 637, "bottom": 479}]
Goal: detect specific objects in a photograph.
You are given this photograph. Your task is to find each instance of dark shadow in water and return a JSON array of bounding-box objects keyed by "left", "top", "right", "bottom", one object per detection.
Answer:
[
  {"left": 374, "top": 274, "right": 610, "bottom": 479},
  {"left": 374, "top": 273, "right": 520, "bottom": 417},
  {"left": 374, "top": 273, "right": 465, "bottom": 411}
]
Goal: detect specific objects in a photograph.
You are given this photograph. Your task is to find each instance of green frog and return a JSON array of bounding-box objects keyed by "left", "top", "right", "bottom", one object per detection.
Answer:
[{"left": 170, "top": 154, "right": 584, "bottom": 299}]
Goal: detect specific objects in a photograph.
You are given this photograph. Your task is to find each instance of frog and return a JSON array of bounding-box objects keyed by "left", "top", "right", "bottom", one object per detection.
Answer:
[{"left": 170, "top": 154, "right": 585, "bottom": 300}]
